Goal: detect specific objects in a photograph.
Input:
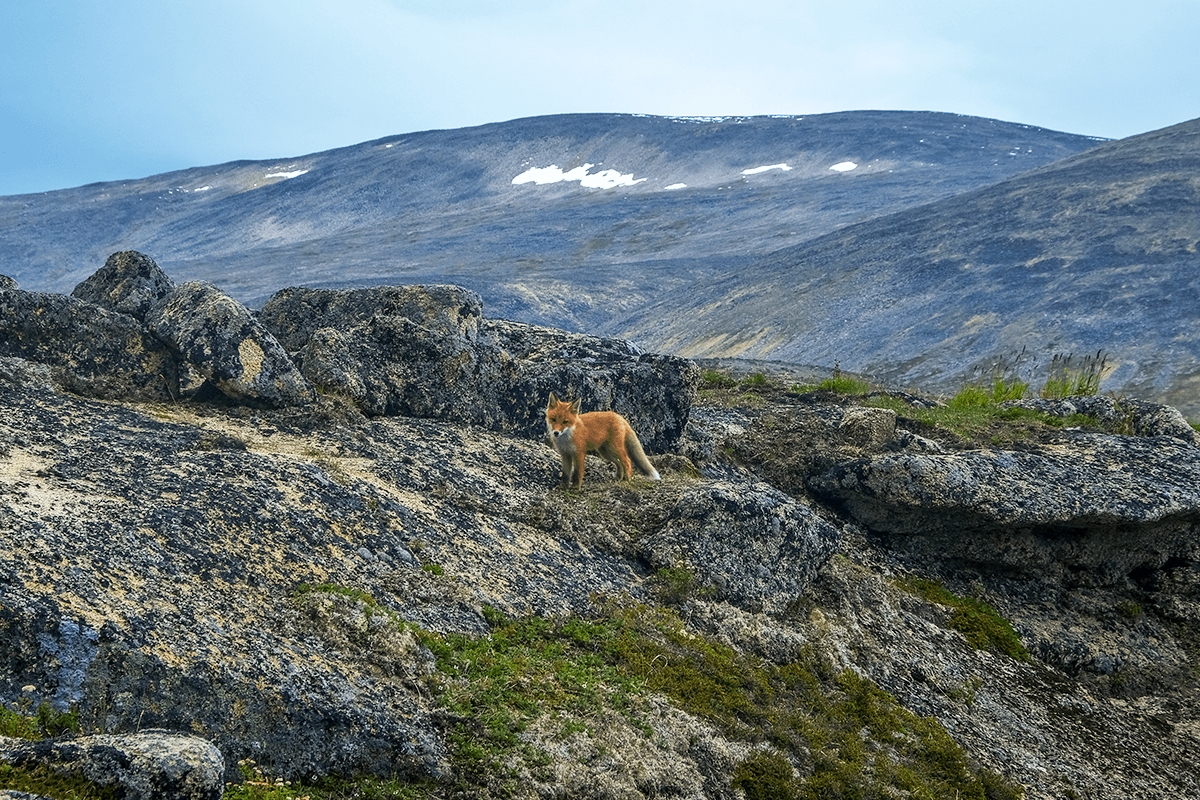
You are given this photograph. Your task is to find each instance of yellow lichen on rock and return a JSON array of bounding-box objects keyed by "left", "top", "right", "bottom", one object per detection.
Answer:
[{"left": 238, "top": 338, "right": 265, "bottom": 383}]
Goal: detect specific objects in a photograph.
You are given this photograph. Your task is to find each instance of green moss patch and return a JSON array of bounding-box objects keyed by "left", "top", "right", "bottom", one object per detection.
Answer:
[{"left": 898, "top": 578, "right": 1030, "bottom": 660}]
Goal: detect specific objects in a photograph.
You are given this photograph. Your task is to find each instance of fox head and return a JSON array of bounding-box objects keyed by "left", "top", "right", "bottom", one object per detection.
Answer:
[{"left": 545, "top": 392, "right": 582, "bottom": 440}]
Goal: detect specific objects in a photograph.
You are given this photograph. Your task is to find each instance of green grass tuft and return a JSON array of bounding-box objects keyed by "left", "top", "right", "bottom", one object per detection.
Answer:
[
  {"left": 1040, "top": 351, "right": 1106, "bottom": 398},
  {"left": 0, "top": 762, "right": 119, "bottom": 800},
  {"left": 733, "top": 751, "right": 802, "bottom": 800},
  {"left": 701, "top": 368, "right": 738, "bottom": 388},
  {"left": 818, "top": 375, "right": 872, "bottom": 394}
]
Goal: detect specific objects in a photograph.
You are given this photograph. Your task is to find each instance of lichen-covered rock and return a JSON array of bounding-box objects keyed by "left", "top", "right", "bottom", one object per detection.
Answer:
[
  {"left": 70, "top": 250, "right": 176, "bottom": 322},
  {"left": 809, "top": 432, "right": 1200, "bottom": 585},
  {"left": 789, "top": 545, "right": 1200, "bottom": 800},
  {"left": 0, "top": 288, "right": 178, "bottom": 400},
  {"left": 515, "top": 696, "right": 749, "bottom": 799},
  {"left": 642, "top": 481, "right": 841, "bottom": 613},
  {"left": 0, "top": 356, "right": 54, "bottom": 391},
  {"left": 0, "top": 730, "right": 224, "bottom": 800},
  {"left": 0, "top": 790, "right": 51, "bottom": 799},
  {"left": 0, "top": 275, "right": 17, "bottom": 290},
  {"left": 260, "top": 284, "right": 483, "bottom": 352},
  {"left": 1006, "top": 395, "right": 1200, "bottom": 445},
  {"left": 838, "top": 405, "right": 897, "bottom": 447},
  {"left": 146, "top": 281, "right": 314, "bottom": 407},
  {"left": 259, "top": 285, "right": 699, "bottom": 450},
  {"left": 0, "top": 380, "right": 450, "bottom": 782}
]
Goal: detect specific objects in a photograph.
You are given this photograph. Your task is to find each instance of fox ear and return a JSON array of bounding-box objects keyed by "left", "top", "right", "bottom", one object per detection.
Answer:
[
  {"left": 547, "top": 392, "right": 559, "bottom": 409},
  {"left": 569, "top": 398, "right": 582, "bottom": 414}
]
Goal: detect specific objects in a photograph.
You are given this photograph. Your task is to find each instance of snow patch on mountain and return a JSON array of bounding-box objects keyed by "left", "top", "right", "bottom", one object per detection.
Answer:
[
  {"left": 742, "top": 164, "right": 792, "bottom": 175},
  {"left": 512, "top": 164, "right": 646, "bottom": 189},
  {"left": 829, "top": 162, "right": 858, "bottom": 172}
]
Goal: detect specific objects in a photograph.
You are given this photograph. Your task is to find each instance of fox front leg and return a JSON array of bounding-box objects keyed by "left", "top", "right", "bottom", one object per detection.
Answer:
[
  {"left": 558, "top": 452, "right": 585, "bottom": 489},
  {"left": 571, "top": 451, "right": 586, "bottom": 489},
  {"left": 558, "top": 453, "right": 575, "bottom": 489}
]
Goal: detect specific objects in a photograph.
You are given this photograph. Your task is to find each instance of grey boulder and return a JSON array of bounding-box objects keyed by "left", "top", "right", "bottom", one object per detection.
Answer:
[
  {"left": 147, "top": 281, "right": 314, "bottom": 407},
  {"left": 0, "top": 730, "right": 224, "bottom": 800},
  {"left": 259, "top": 284, "right": 699, "bottom": 450},
  {"left": 810, "top": 432, "right": 1200, "bottom": 585},
  {"left": 642, "top": 480, "right": 841, "bottom": 613},
  {"left": 70, "top": 250, "right": 176, "bottom": 322},
  {"left": 0, "top": 287, "right": 179, "bottom": 401}
]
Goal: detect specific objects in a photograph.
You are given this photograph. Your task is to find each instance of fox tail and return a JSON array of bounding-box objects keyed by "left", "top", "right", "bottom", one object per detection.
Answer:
[{"left": 626, "top": 430, "right": 661, "bottom": 481}]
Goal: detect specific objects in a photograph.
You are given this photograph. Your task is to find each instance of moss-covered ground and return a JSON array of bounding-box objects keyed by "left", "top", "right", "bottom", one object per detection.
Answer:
[{"left": 216, "top": 584, "right": 1025, "bottom": 799}]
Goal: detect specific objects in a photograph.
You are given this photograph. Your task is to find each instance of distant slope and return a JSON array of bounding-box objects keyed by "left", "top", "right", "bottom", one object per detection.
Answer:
[
  {"left": 613, "top": 118, "right": 1200, "bottom": 415},
  {"left": 0, "top": 111, "right": 1099, "bottom": 318}
]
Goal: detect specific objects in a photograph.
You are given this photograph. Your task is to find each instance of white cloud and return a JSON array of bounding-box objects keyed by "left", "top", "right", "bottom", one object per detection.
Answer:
[{"left": 512, "top": 163, "right": 646, "bottom": 189}]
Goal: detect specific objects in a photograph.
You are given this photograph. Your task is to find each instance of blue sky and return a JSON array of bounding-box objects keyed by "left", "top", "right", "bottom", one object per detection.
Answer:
[{"left": 2, "top": 0, "right": 1198, "bottom": 196}]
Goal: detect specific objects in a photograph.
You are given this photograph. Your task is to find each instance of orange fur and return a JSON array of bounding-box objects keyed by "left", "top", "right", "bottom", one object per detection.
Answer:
[{"left": 545, "top": 392, "right": 661, "bottom": 489}]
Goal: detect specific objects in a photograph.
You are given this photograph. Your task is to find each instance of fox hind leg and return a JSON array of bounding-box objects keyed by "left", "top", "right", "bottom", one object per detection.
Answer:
[{"left": 598, "top": 441, "right": 632, "bottom": 480}]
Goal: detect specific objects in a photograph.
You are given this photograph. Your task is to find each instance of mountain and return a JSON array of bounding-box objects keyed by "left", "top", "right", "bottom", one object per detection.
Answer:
[
  {"left": 0, "top": 110, "right": 1097, "bottom": 317},
  {"left": 7, "top": 110, "right": 1197, "bottom": 416},
  {"left": 612, "top": 118, "right": 1200, "bottom": 414}
]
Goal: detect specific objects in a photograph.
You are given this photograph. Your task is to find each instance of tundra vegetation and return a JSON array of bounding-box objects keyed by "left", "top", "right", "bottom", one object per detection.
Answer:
[
  {"left": 2, "top": 608, "right": 1015, "bottom": 799},
  {"left": 699, "top": 350, "right": 1195, "bottom": 446},
  {"left": 210, "top": 581, "right": 1024, "bottom": 800}
]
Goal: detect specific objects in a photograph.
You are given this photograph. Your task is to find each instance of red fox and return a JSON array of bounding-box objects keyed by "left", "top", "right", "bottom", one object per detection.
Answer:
[{"left": 545, "top": 393, "right": 661, "bottom": 489}]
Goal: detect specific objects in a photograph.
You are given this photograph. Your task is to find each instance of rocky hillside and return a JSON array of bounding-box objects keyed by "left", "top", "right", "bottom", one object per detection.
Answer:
[
  {"left": 622, "top": 117, "right": 1200, "bottom": 418},
  {"left": 2, "top": 254, "right": 1199, "bottom": 799}
]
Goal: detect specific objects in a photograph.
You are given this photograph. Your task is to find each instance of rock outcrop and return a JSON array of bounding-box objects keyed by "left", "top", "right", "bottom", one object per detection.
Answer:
[
  {"left": 4, "top": 252, "right": 697, "bottom": 444},
  {"left": 1007, "top": 394, "right": 1200, "bottom": 444},
  {"left": 0, "top": 288, "right": 179, "bottom": 401},
  {"left": 70, "top": 250, "right": 176, "bottom": 323},
  {"left": 809, "top": 433, "right": 1200, "bottom": 586},
  {"left": 258, "top": 285, "right": 699, "bottom": 450},
  {"left": 640, "top": 481, "right": 840, "bottom": 614},
  {"left": 146, "top": 281, "right": 315, "bottom": 408}
]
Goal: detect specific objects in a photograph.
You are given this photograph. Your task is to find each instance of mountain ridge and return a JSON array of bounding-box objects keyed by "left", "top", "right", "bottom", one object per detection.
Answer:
[
  {"left": 7, "top": 110, "right": 1197, "bottom": 415},
  {"left": 1, "top": 110, "right": 1100, "bottom": 298}
]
